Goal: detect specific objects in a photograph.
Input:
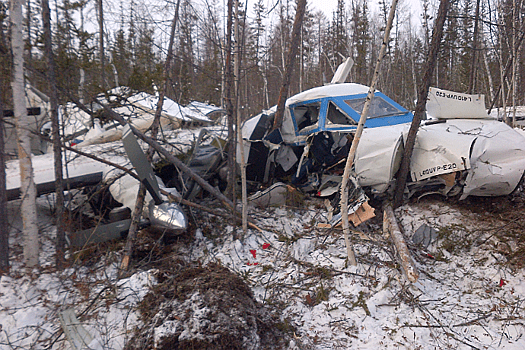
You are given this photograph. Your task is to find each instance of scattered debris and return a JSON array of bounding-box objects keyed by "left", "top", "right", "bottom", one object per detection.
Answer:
[{"left": 412, "top": 223, "right": 438, "bottom": 248}]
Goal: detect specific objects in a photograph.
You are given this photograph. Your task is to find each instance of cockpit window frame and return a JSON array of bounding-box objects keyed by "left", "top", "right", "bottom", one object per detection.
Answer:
[{"left": 289, "top": 92, "right": 413, "bottom": 137}]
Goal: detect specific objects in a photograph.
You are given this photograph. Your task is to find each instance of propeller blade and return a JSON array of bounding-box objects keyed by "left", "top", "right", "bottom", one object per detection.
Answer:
[{"left": 122, "top": 124, "right": 163, "bottom": 205}]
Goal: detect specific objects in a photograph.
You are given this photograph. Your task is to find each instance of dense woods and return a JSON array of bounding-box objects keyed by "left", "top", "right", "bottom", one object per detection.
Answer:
[
  {"left": 1, "top": 0, "right": 523, "bottom": 122},
  {"left": 1, "top": 0, "right": 525, "bottom": 270}
]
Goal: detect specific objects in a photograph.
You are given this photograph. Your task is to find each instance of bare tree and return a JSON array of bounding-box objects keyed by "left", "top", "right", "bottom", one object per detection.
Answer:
[
  {"left": 98, "top": 0, "right": 106, "bottom": 89},
  {"left": 43, "top": 0, "right": 66, "bottom": 267},
  {"left": 339, "top": 0, "right": 399, "bottom": 266},
  {"left": 0, "top": 1, "right": 9, "bottom": 274},
  {"left": 0, "top": 86, "right": 8, "bottom": 274},
  {"left": 393, "top": 0, "right": 450, "bottom": 208},
  {"left": 120, "top": 0, "right": 181, "bottom": 272},
  {"left": 11, "top": 0, "right": 39, "bottom": 268},
  {"left": 234, "top": 0, "right": 248, "bottom": 232},
  {"left": 271, "top": 0, "right": 307, "bottom": 131},
  {"left": 224, "top": 0, "right": 236, "bottom": 202}
]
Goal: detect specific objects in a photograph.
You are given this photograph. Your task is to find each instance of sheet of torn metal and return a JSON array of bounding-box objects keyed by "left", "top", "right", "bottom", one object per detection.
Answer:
[
  {"left": 427, "top": 87, "right": 490, "bottom": 119},
  {"left": 461, "top": 120, "right": 525, "bottom": 198},
  {"left": 408, "top": 121, "right": 474, "bottom": 181},
  {"left": 248, "top": 182, "right": 291, "bottom": 208},
  {"left": 354, "top": 123, "right": 406, "bottom": 193},
  {"left": 5, "top": 144, "right": 127, "bottom": 200},
  {"left": 329, "top": 176, "right": 372, "bottom": 227},
  {"left": 69, "top": 219, "right": 131, "bottom": 247}
]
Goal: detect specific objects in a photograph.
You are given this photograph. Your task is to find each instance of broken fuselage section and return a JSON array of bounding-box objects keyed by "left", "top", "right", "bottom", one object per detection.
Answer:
[{"left": 241, "top": 83, "right": 525, "bottom": 213}]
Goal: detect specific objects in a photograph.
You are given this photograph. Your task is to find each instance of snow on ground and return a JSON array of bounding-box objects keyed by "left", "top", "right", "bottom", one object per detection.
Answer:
[
  {"left": 1, "top": 198, "right": 156, "bottom": 349},
  {"left": 187, "top": 200, "right": 525, "bottom": 349},
  {"left": 2, "top": 195, "right": 525, "bottom": 349}
]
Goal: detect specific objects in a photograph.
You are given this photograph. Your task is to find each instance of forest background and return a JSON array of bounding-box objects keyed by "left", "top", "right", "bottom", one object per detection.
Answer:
[
  {"left": 0, "top": 0, "right": 524, "bottom": 271},
  {"left": 1, "top": 0, "right": 524, "bottom": 123}
]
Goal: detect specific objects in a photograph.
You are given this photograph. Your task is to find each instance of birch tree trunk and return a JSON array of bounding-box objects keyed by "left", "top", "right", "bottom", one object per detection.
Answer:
[
  {"left": 43, "top": 0, "right": 66, "bottom": 267},
  {"left": 393, "top": 0, "right": 450, "bottom": 208},
  {"left": 234, "top": 0, "right": 248, "bottom": 233},
  {"left": 467, "top": 0, "right": 481, "bottom": 94},
  {"left": 0, "top": 4, "right": 9, "bottom": 274},
  {"left": 0, "top": 87, "right": 8, "bottom": 274},
  {"left": 339, "top": 0, "right": 399, "bottom": 266},
  {"left": 11, "top": 0, "right": 39, "bottom": 268}
]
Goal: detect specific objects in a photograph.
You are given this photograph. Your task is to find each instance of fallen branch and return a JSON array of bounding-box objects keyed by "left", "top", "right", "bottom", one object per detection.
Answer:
[{"left": 383, "top": 201, "right": 419, "bottom": 283}]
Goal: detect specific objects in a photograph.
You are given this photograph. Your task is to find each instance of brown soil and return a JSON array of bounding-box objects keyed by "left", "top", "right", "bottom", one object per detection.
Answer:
[{"left": 125, "top": 262, "right": 290, "bottom": 350}]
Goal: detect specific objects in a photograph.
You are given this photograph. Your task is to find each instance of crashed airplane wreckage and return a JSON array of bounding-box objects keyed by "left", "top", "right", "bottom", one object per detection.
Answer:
[
  {"left": 6, "top": 88, "right": 226, "bottom": 246},
  {"left": 240, "top": 82, "right": 525, "bottom": 225}
]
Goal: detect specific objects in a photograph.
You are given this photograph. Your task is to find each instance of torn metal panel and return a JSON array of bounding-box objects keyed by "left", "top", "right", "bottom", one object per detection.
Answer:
[
  {"left": 248, "top": 182, "right": 291, "bottom": 208},
  {"left": 462, "top": 120, "right": 525, "bottom": 198},
  {"left": 354, "top": 123, "right": 406, "bottom": 193},
  {"left": 427, "top": 87, "right": 490, "bottom": 119},
  {"left": 330, "top": 57, "right": 354, "bottom": 84},
  {"left": 275, "top": 145, "right": 298, "bottom": 172},
  {"left": 408, "top": 122, "right": 474, "bottom": 181},
  {"left": 68, "top": 219, "right": 131, "bottom": 247}
]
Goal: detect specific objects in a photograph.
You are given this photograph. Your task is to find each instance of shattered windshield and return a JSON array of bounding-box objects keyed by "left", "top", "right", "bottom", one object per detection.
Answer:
[
  {"left": 345, "top": 96, "right": 404, "bottom": 119},
  {"left": 293, "top": 102, "right": 321, "bottom": 132},
  {"left": 326, "top": 101, "right": 356, "bottom": 126}
]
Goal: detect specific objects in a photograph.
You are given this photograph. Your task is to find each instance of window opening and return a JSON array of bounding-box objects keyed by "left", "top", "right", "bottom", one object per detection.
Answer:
[
  {"left": 293, "top": 102, "right": 321, "bottom": 132},
  {"left": 326, "top": 101, "right": 356, "bottom": 126},
  {"left": 345, "top": 96, "right": 404, "bottom": 119}
]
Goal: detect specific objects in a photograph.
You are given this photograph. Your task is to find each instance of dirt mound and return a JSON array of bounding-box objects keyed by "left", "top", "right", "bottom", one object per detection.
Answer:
[{"left": 125, "top": 263, "right": 290, "bottom": 350}]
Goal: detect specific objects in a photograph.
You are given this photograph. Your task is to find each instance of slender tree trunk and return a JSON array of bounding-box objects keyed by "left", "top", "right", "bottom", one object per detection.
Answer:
[
  {"left": 511, "top": 0, "right": 520, "bottom": 126},
  {"left": 499, "top": 9, "right": 508, "bottom": 124},
  {"left": 467, "top": 0, "right": 481, "bottom": 94},
  {"left": 98, "top": 0, "right": 105, "bottom": 90},
  {"left": 482, "top": 38, "right": 495, "bottom": 103},
  {"left": 26, "top": 0, "right": 32, "bottom": 62},
  {"left": 0, "top": 3, "right": 9, "bottom": 274},
  {"left": 43, "top": 0, "right": 66, "bottom": 268},
  {"left": 11, "top": 0, "right": 39, "bottom": 268},
  {"left": 234, "top": 0, "right": 248, "bottom": 232},
  {"left": 271, "top": 0, "right": 307, "bottom": 131},
  {"left": 120, "top": 0, "right": 181, "bottom": 273},
  {"left": 224, "top": 0, "right": 236, "bottom": 202},
  {"left": 339, "top": 0, "right": 399, "bottom": 266},
  {"left": 393, "top": 0, "right": 450, "bottom": 208},
  {"left": 0, "top": 87, "right": 8, "bottom": 274}
]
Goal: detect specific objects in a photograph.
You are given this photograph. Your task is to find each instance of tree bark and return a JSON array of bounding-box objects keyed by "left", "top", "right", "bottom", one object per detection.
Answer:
[
  {"left": 11, "top": 0, "right": 39, "bottom": 268},
  {"left": 98, "top": 0, "right": 105, "bottom": 90},
  {"left": 339, "top": 0, "right": 399, "bottom": 266},
  {"left": 234, "top": 0, "right": 248, "bottom": 233},
  {"left": 120, "top": 0, "right": 181, "bottom": 273},
  {"left": 488, "top": 18, "right": 525, "bottom": 114},
  {"left": 0, "top": 2, "right": 9, "bottom": 274},
  {"left": 0, "top": 85, "right": 8, "bottom": 274},
  {"left": 393, "top": 0, "right": 450, "bottom": 208},
  {"left": 43, "top": 0, "right": 66, "bottom": 268},
  {"left": 224, "top": 0, "right": 236, "bottom": 203},
  {"left": 467, "top": 0, "right": 481, "bottom": 94},
  {"left": 271, "top": 0, "right": 307, "bottom": 131}
]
